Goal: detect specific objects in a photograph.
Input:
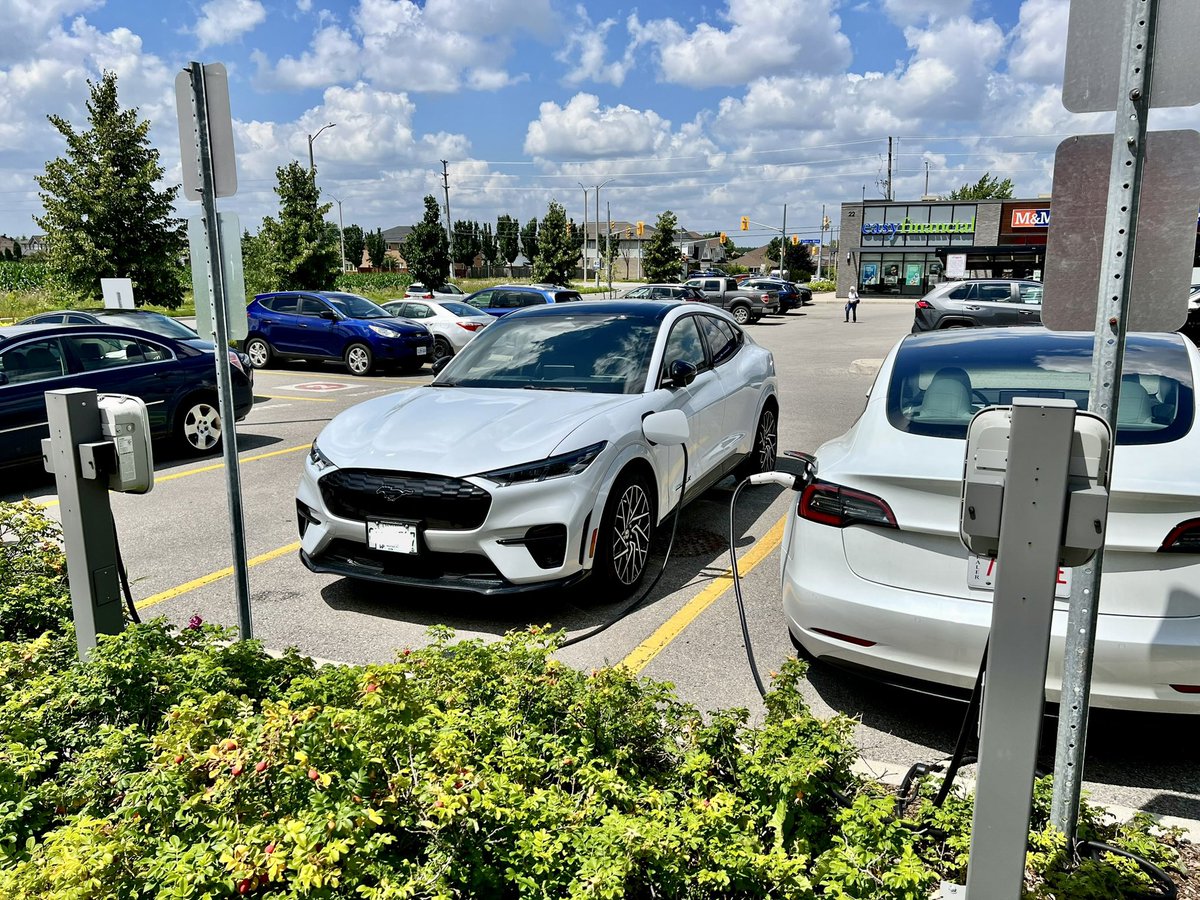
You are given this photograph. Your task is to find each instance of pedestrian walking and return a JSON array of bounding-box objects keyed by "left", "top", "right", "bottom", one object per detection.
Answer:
[{"left": 845, "top": 286, "right": 860, "bottom": 323}]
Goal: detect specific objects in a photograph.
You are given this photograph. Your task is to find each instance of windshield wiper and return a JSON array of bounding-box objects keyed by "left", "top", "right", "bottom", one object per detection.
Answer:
[
  {"left": 524, "top": 384, "right": 579, "bottom": 392},
  {"left": 430, "top": 381, "right": 457, "bottom": 387}
]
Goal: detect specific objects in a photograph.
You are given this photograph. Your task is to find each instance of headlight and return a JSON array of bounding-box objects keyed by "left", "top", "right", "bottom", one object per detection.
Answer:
[
  {"left": 477, "top": 441, "right": 607, "bottom": 486},
  {"left": 368, "top": 324, "right": 401, "bottom": 338},
  {"left": 309, "top": 440, "right": 335, "bottom": 472}
]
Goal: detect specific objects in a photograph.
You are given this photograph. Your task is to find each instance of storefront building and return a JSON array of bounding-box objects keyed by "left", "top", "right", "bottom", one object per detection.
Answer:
[{"left": 836, "top": 198, "right": 1053, "bottom": 298}]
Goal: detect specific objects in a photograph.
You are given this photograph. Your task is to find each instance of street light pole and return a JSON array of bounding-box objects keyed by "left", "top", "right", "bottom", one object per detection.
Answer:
[
  {"left": 334, "top": 197, "right": 346, "bottom": 272},
  {"left": 594, "top": 179, "right": 614, "bottom": 288},
  {"left": 307, "top": 122, "right": 336, "bottom": 173}
]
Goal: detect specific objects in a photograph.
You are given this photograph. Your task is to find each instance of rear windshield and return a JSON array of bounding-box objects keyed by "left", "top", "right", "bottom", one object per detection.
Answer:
[
  {"left": 96, "top": 313, "right": 197, "bottom": 339},
  {"left": 552, "top": 291, "right": 583, "bottom": 303},
  {"left": 439, "top": 301, "right": 479, "bottom": 317},
  {"left": 886, "top": 330, "right": 1195, "bottom": 445}
]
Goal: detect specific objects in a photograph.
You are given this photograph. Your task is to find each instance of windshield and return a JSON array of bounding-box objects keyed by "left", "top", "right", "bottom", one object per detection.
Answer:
[
  {"left": 323, "top": 292, "right": 392, "bottom": 319},
  {"left": 440, "top": 301, "right": 479, "bottom": 317},
  {"left": 887, "top": 330, "right": 1195, "bottom": 446},
  {"left": 98, "top": 313, "right": 198, "bottom": 339},
  {"left": 436, "top": 312, "right": 659, "bottom": 394}
]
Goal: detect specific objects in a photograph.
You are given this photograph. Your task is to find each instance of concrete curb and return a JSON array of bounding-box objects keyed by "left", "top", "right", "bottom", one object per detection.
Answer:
[{"left": 852, "top": 757, "right": 1200, "bottom": 842}]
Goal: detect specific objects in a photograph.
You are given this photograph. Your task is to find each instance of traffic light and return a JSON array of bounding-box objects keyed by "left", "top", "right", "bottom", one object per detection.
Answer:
[
  {"left": 822, "top": 215, "right": 831, "bottom": 230},
  {"left": 791, "top": 234, "right": 799, "bottom": 245},
  {"left": 626, "top": 226, "right": 632, "bottom": 238},
  {"left": 636, "top": 221, "right": 645, "bottom": 236},
  {"left": 719, "top": 232, "right": 727, "bottom": 244},
  {"left": 740, "top": 216, "right": 749, "bottom": 231},
  {"left": 609, "top": 220, "right": 615, "bottom": 231}
]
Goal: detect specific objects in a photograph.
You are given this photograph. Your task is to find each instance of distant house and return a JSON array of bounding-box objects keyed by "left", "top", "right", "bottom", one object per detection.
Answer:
[{"left": 359, "top": 225, "right": 413, "bottom": 271}]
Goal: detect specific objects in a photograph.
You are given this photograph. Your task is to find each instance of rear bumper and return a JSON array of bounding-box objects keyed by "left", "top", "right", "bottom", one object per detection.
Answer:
[{"left": 781, "top": 521, "right": 1200, "bottom": 715}]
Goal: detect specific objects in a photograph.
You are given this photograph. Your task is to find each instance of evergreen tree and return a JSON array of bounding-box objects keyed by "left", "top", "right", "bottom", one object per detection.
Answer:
[
  {"left": 520, "top": 218, "right": 539, "bottom": 264},
  {"left": 35, "top": 71, "right": 184, "bottom": 307},
  {"left": 11, "top": 242, "right": 21, "bottom": 261},
  {"left": 531, "top": 201, "right": 576, "bottom": 286},
  {"left": 944, "top": 172, "right": 1015, "bottom": 200},
  {"left": 642, "top": 211, "right": 681, "bottom": 283},
  {"left": 400, "top": 196, "right": 452, "bottom": 289},
  {"left": 257, "top": 162, "right": 340, "bottom": 291},
  {"left": 365, "top": 228, "right": 387, "bottom": 270},
  {"left": 342, "top": 224, "right": 365, "bottom": 271},
  {"left": 496, "top": 214, "right": 520, "bottom": 274},
  {"left": 451, "top": 219, "right": 480, "bottom": 275},
  {"left": 2, "top": 248, "right": 11, "bottom": 261},
  {"left": 764, "top": 238, "right": 817, "bottom": 281},
  {"left": 479, "top": 222, "right": 497, "bottom": 276}
]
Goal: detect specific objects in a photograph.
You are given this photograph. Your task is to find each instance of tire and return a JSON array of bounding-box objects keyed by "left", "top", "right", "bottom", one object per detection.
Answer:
[
  {"left": 344, "top": 342, "right": 374, "bottom": 376},
  {"left": 244, "top": 336, "right": 272, "bottom": 369},
  {"left": 432, "top": 336, "right": 454, "bottom": 364},
  {"left": 592, "top": 470, "right": 656, "bottom": 598},
  {"left": 176, "top": 396, "right": 222, "bottom": 455},
  {"left": 730, "top": 304, "right": 751, "bottom": 325},
  {"left": 735, "top": 404, "right": 778, "bottom": 482}
]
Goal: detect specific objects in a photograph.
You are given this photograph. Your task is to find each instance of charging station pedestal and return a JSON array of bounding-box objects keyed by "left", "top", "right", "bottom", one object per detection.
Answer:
[
  {"left": 42, "top": 388, "right": 154, "bottom": 661},
  {"left": 946, "top": 398, "right": 1110, "bottom": 899}
]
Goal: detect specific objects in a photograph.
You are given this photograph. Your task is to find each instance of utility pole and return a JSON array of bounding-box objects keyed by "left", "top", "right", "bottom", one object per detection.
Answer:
[
  {"left": 334, "top": 197, "right": 346, "bottom": 272},
  {"left": 817, "top": 203, "right": 825, "bottom": 280},
  {"left": 778, "top": 204, "right": 787, "bottom": 278},
  {"left": 595, "top": 179, "right": 613, "bottom": 288},
  {"left": 924, "top": 160, "right": 931, "bottom": 196},
  {"left": 606, "top": 200, "right": 612, "bottom": 294},
  {"left": 887, "top": 136, "right": 894, "bottom": 201},
  {"left": 440, "top": 160, "right": 454, "bottom": 281},
  {"left": 307, "top": 122, "right": 335, "bottom": 173},
  {"left": 578, "top": 183, "right": 590, "bottom": 281}
]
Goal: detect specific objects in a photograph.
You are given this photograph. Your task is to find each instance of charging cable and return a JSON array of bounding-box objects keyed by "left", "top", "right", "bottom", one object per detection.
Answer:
[
  {"left": 110, "top": 512, "right": 141, "bottom": 625},
  {"left": 560, "top": 446, "right": 689, "bottom": 648}
]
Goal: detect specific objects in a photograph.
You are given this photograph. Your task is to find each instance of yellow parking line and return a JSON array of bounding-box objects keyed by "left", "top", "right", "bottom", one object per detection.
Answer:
[
  {"left": 36, "top": 443, "right": 310, "bottom": 507},
  {"left": 620, "top": 515, "right": 786, "bottom": 674},
  {"left": 254, "top": 393, "right": 337, "bottom": 402},
  {"left": 136, "top": 541, "right": 302, "bottom": 612}
]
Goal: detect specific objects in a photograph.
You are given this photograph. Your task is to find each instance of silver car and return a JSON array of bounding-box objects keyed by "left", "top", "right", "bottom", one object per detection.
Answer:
[
  {"left": 911, "top": 279, "right": 1044, "bottom": 332},
  {"left": 382, "top": 298, "right": 492, "bottom": 363}
]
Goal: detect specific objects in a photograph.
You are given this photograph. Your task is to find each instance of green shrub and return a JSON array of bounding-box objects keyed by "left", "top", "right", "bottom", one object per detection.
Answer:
[
  {"left": 0, "top": 503, "right": 1185, "bottom": 898},
  {"left": 0, "top": 262, "right": 51, "bottom": 294},
  {"left": 806, "top": 279, "right": 836, "bottom": 293},
  {"left": 334, "top": 272, "right": 413, "bottom": 293}
]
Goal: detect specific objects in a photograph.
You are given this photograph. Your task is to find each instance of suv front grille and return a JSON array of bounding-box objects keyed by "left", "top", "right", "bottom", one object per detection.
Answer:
[{"left": 319, "top": 469, "right": 491, "bottom": 530}]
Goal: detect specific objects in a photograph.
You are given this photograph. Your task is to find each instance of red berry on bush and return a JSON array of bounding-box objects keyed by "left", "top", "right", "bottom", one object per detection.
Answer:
[
  {"left": 224, "top": 740, "right": 238, "bottom": 752},
  {"left": 255, "top": 760, "right": 268, "bottom": 773},
  {"left": 434, "top": 800, "right": 444, "bottom": 808},
  {"left": 309, "top": 768, "right": 320, "bottom": 781},
  {"left": 231, "top": 763, "right": 244, "bottom": 776},
  {"left": 173, "top": 754, "right": 185, "bottom": 764},
  {"left": 265, "top": 842, "right": 276, "bottom": 855},
  {"left": 237, "top": 879, "right": 250, "bottom": 894},
  {"left": 365, "top": 682, "right": 378, "bottom": 693}
]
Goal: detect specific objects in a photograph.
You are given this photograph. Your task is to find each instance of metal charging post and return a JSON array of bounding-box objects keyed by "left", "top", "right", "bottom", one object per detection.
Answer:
[
  {"left": 965, "top": 398, "right": 1077, "bottom": 900},
  {"left": 43, "top": 388, "right": 124, "bottom": 660}
]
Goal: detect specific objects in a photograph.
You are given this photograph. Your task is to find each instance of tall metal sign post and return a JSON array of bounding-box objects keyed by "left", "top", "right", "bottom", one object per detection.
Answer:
[
  {"left": 1043, "top": 0, "right": 1200, "bottom": 841},
  {"left": 175, "top": 62, "right": 254, "bottom": 640}
]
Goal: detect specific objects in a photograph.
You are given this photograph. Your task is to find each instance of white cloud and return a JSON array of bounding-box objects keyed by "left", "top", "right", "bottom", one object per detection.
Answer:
[
  {"left": 557, "top": 5, "right": 638, "bottom": 87},
  {"left": 1008, "top": 0, "right": 1069, "bottom": 84},
  {"left": 524, "top": 94, "right": 672, "bottom": 159},
  {"left": 296, "top": 0, "right": 312, "bottom": 10},
  {"left": 253, "top": 26, "right": 360, "bottom": 90},
  {"left": 0, "top": 0, "right": 101, "bottom": 65},
  {"left": 193, "top": 0, "right": 267, "bottom": 48},
  {"left": 630, "top": 0, "right": 852, "bottom": 88},
  {"left": 881, "top": 0, "right": 973, "bottom": 27}
]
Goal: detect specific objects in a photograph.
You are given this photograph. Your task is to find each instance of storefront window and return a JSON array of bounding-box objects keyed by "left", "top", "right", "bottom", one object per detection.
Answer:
[{"left": 858, "top": 252, "right": 941, "bottom": 297}]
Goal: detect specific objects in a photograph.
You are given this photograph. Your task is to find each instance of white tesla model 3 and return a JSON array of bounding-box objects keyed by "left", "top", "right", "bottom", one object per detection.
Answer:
[
  {"left": 297, "top": 300, "right": 778, "bottom": 596},
  {"left": 782, "top": 328, "right": 1200, "bottom": 714}
]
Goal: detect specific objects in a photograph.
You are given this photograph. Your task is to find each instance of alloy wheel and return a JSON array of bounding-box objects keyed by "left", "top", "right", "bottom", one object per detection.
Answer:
[
  {"left": 610, "top": 482, "right": 651, "bottom": 586},
  {"left": 756, "top": 409, "right": 778, "bottom": 472},
  {"left": 182, "top": 402, "right": 221, "bottom": 451}
]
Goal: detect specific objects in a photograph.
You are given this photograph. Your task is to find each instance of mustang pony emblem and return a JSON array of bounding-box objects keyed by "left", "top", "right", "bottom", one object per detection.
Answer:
[{"left": 376, "top": 485, "right": 413, "bottom": 502}]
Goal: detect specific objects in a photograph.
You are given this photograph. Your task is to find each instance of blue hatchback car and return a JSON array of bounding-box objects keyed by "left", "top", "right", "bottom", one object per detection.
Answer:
[
  {"left": 0, "top": 322, "right": 254, "bottom": 467},
  {"left": 245, "top": 291, "right": 433, "bottom": 376},
  {"left": 463, "top": 284, "right": 584, "bottom": 318}
]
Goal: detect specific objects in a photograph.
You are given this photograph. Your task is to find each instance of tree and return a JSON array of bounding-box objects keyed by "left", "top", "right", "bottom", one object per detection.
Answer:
[
  {"left": 451, "top": 219, "right": 480, "bottom": 275},
  {"left": 2, "top": 248, "right": 11, "bottom": 261},
  {"left": 342, "top": 225, "right": 365, "bottom": 271},
  {"left": 241, "top": 228, "right": 277, "bottom": 299},
  {"left": 531, "top": 201, "right": 577, "bottom": 286},
  {"left": 520, "top": 218, "right": 539, "bottom": 264},
  {"left": 642, "top": 211, "right": 681, "bottom": 283},
  {"left": 497, "top": 215, "right": 520, "bottom": 275},
  {"left": 400, "top": 195, "right": 452, "bottom": 289},
  {"left": 11, "top": 241, "right": 21, "bottom": 261},
  {"left": 944, "top": 172, "right": 1014, "bottom": 200},
  {"left": 35, "top": 71, "right": 185, "bottom": 307},
  {"left": 479, "top": 223, "right": 498, "bottom": 276},
  {"left": 365, "top": 228, "right": 387, "bottom": 271},
  {"left": 763, "top": 238, "right": 817, "bottom": 281},
  {"left": 257, "top": 161, "right": 340, "bottom": 291}
]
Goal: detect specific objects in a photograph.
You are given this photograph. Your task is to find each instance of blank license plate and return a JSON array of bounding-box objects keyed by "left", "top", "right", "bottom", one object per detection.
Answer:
[
  {"left": 367, "top": 521, "right": 418, "bottom": 554},
  {"left": 968, "top": 555, "right": 1071, "bottom": 599},
  {"left": 416, "top": 347, "right": 427, "bottom": 356}
]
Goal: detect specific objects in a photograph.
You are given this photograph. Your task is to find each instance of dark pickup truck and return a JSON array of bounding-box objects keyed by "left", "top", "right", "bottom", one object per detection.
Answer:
[{"left": 683, "top": 277, "right": 779, "bottom": 324}]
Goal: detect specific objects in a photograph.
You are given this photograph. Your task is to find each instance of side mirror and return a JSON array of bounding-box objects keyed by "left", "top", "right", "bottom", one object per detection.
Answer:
[
  {"left": 666, "top": 359, "right": 698, "bottom": 388},
  {"left": 431, "top": 356, "right": 452, "bottom": 376},
  {"left": 319, "top": 309, "right": 339, "bottom": 321},
  {"left": 642, "top": 409, "right": 689, "bottom": 446}
]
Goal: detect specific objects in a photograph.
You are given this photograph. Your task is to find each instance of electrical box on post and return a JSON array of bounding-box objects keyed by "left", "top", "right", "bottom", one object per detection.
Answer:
[
  {"left": 98, "top": 394, "right": 154, "bottom": 494},
  {"left": 959, "top": 404, "right": 1112, "bottom": 567}
]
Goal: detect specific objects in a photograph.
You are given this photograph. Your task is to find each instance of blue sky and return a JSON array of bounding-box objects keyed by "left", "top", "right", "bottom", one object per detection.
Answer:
[{"left": 0, "top": 0, "right": 1195, "bottom": 246}]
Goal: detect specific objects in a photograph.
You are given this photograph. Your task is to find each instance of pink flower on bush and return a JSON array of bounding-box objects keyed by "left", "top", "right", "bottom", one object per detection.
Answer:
[{"left": 186, "top": 614, "right": 203, "bottom": 630}]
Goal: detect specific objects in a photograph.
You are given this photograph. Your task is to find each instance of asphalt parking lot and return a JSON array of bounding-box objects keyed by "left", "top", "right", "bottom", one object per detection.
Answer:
[{"left": 6, "top": 295, "right": 1198, "bottom": 824}]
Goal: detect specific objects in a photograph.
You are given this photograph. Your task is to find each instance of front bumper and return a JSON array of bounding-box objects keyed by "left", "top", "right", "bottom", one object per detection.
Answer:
[
  {"left": 296, "top": 454, "right": 604, "bottom": 593},
  {"left": 781, "top": 520, "right": 1200, "bottom": 715}
]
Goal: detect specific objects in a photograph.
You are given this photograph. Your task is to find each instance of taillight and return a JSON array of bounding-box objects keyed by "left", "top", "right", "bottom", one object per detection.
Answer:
[
  {"left": 227, "top": 350, "right": 245, "bottom": 374},
  {"left": 457, "top": 321, "right": 484, "bottom": 332},
  {"left": 798, "top": 479, "right": 897, "bottom": 529},
  {"left": 1158, "top": 518, "right": 1200, "bottom": 553},
  {"left": 916, "top": 299, "right": 933, "bottom": 310},
  {"left": 759, "top": 293, "right": 771, "bottom": 302}
]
